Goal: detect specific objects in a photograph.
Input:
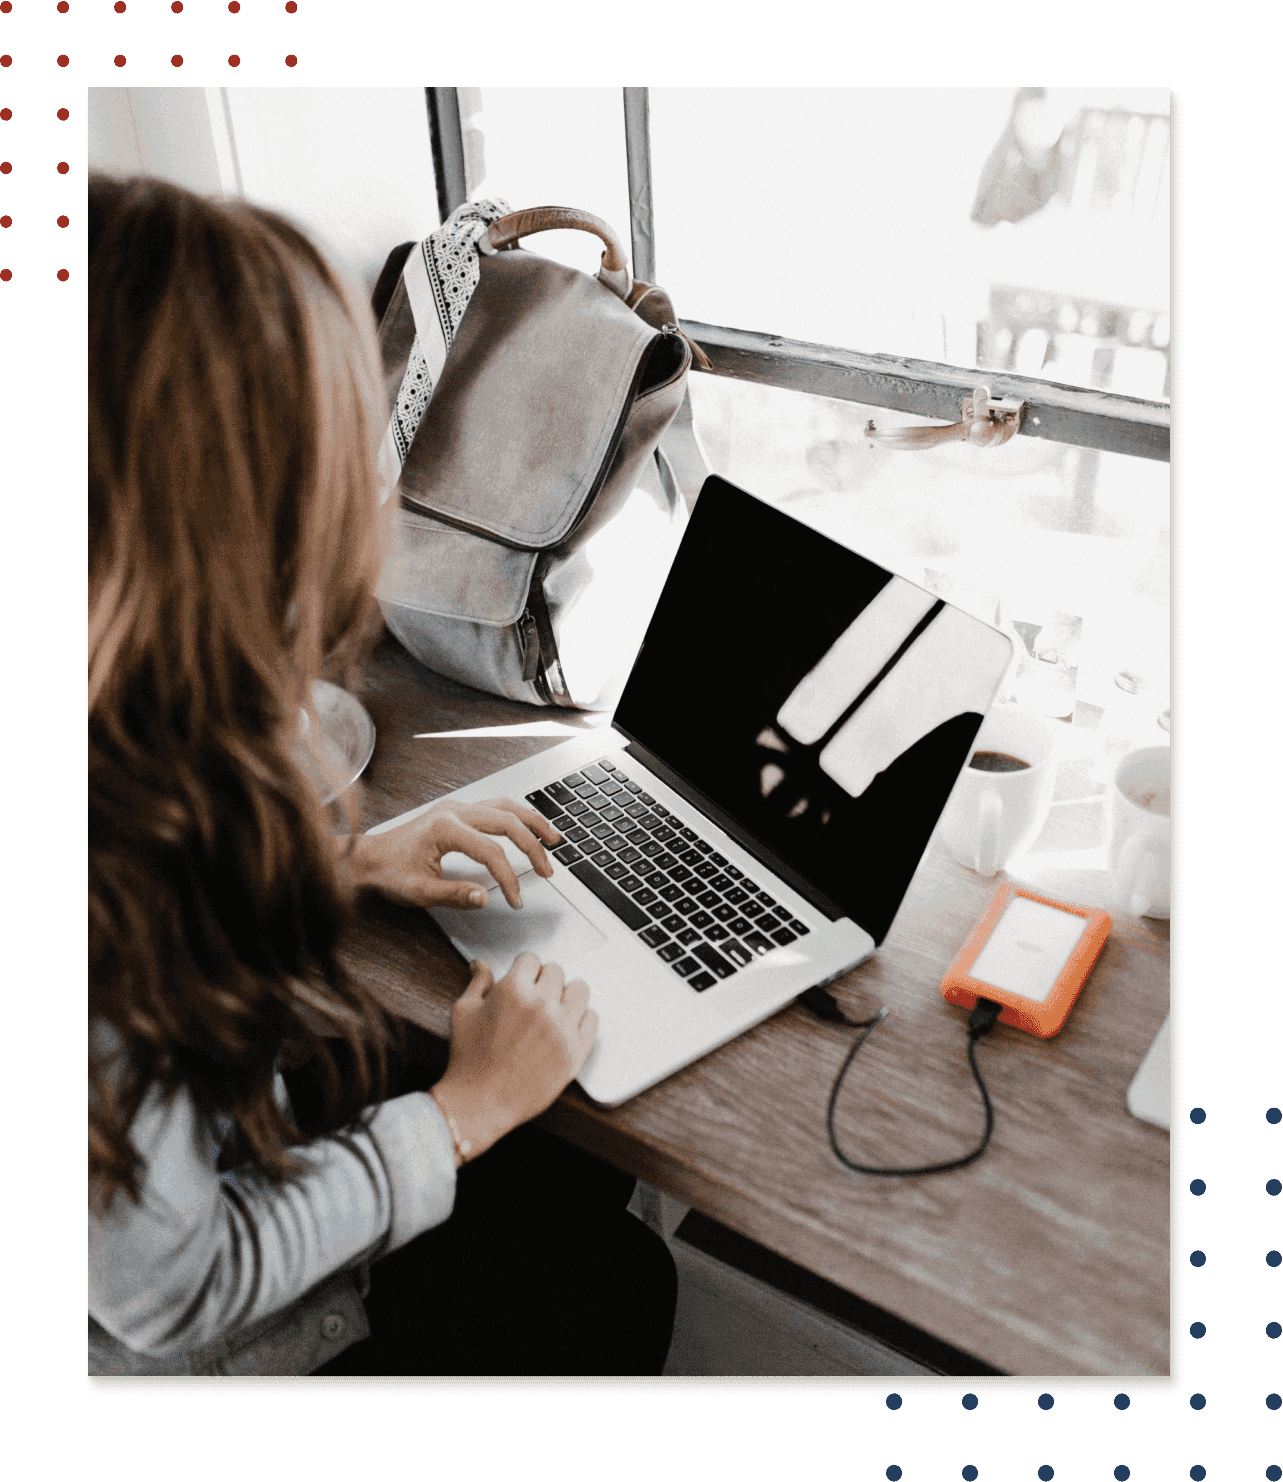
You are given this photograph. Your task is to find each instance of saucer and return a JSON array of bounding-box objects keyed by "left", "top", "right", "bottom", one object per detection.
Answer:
[{"left": 296, "top": 680, "right": 376, "bottom": 804}]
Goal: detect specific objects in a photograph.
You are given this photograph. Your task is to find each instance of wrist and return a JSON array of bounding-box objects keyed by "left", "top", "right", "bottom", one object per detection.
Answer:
[{"left": 428, "top": 1076, "right": 508, "bottom": 1167}]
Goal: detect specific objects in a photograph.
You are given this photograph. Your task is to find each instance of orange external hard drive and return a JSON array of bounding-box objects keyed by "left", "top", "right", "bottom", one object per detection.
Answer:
[{"left": 941, "top": 883, "right": 1112, "bottom": 1038}]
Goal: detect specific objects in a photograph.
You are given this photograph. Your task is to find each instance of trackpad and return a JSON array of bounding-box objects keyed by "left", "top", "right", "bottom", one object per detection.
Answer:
[{"left": 434, "top": 873, "right": 607, "bottom": 974}]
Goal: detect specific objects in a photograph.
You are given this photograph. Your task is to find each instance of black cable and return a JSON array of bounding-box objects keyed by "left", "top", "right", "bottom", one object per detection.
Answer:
[{"left": 799, "top": 988, "right": 1003, "bottom": 1177}]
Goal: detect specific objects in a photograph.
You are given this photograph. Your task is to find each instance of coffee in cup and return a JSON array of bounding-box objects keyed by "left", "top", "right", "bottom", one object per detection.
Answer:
[{"left": 940, "top": 707, "right": 1058, "bottom": 877}]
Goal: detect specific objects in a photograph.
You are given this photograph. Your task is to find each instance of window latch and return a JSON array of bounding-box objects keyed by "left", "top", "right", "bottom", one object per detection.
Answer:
[{"left": 865, "top": 386, "right": 1025, "bottom": 450}]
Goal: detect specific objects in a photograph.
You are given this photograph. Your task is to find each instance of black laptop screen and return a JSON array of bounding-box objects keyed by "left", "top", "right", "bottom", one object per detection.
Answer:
[{"left": 613, "top": 477, "right": 1012, "bottom": 945}]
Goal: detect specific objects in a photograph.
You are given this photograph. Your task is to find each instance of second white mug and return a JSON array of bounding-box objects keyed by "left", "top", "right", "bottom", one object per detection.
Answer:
[{"left": 940, "top": 706, "right": 1058, "bottom": 877}]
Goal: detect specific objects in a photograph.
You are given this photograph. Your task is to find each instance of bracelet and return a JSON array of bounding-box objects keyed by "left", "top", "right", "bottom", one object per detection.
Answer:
[{"left": 429, "top": 1091, "right": 473, "bottom": 1168}]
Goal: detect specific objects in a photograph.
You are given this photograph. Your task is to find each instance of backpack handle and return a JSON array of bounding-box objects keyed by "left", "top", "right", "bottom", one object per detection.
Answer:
[{"left": 484, "top": 206, "right": 632, "bottom": 300}]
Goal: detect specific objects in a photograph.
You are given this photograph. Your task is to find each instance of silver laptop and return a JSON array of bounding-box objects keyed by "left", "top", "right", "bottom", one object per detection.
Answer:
[{"left": 369, "top": 476, "right": 1014, "bottom": 1105}]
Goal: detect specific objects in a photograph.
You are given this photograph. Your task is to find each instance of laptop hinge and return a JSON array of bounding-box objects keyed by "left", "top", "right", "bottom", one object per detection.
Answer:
[{"left": 619, "top": 739, "right": 847, "bottom": 924}]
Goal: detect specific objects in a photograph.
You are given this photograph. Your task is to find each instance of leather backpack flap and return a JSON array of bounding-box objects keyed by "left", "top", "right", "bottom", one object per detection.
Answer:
[{"left": 397, "top": 249, "right": 659, "bottom": 551}]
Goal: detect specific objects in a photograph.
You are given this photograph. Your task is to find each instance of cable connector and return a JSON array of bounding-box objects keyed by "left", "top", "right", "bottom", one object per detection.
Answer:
[
  {"left": 968, "top": 997, "right": 1004, "bottom": 1039},
  {"left": 800, "top": 985, "right": 887, "bottom": 1029}
]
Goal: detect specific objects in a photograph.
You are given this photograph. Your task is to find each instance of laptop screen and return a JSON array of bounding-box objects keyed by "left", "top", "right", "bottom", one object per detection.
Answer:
[{"left": 613, "top": 476, "right": 1013, "bottom": 945}]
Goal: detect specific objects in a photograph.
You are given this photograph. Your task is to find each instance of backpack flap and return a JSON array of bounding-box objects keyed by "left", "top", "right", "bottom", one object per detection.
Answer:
[{"left": 397, "top": 248, "right": 661, "bottom": 550}]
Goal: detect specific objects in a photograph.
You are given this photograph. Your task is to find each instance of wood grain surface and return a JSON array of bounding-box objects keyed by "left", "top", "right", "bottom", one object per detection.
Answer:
[{"left": 340, "top": 631, "right": 1170, "bottom": 1376}]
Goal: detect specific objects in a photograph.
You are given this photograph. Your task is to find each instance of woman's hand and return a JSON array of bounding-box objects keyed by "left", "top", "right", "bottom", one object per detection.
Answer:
[
  {"left": 343, "top": 797, "right": 562, "bottom": 911},
  {"left": 430, "top": 954, "right": 597, "bottom": 1163}
]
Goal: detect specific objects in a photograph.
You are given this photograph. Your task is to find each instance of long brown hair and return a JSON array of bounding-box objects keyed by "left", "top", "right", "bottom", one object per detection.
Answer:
[{"left": 90, "top": 176, "right": 391, "bottom": 1205}]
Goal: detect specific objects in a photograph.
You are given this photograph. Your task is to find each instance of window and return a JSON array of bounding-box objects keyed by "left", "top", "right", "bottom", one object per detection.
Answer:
[{"left": 439, "top": 87, "right": 1170, "bottom": 777}]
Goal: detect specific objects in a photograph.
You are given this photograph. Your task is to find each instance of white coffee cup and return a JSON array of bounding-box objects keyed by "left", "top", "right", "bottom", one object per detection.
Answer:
[
  {"left": 940, "top": 706, "right": 1058, "bottom": 877},
  {"left": 1108, "top": 745, "right": 1170, "bottom": 918}
]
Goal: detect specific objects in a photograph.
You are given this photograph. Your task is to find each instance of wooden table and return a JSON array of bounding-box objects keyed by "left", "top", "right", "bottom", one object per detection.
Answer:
[{"left": 340, "top": 631, "right": 1171, "bottom": 1377}]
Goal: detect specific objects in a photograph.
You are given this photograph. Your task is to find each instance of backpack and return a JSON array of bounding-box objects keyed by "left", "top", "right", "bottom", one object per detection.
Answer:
[{"left": 372, "top": 199, "right": 711, "bottom": 711}]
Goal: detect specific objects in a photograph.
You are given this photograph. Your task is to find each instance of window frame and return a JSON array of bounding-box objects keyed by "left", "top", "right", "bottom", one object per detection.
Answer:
[{"left": 427, "top": 87, "right": 1170, "bottom": 465}]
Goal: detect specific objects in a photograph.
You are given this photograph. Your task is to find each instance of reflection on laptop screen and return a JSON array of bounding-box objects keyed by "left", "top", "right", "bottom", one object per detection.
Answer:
[{"left": 613, "top": 477, "right": 1012, "bottom": 945}]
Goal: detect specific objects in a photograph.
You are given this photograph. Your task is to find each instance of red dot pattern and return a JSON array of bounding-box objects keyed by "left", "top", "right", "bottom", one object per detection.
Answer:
[
  {"left": 228, "top": 53, "right": 239, "bottom": 66},
  {"left": 0, "top": 162, "right": 10, "bottom": 174},
  {"left": 56, "top": 55, "right": 68, "bottom": 67},
  {"left": 57, "top": 269, "right": 69, "bottom": 281},
  {"left": 0, "top": 216, "right": 10, "bottom": 229},
  {"left": 57, "top": 108, "right": 68, "bottom": 120},
  {"left": 114, "top": 54, "right": 125, "bottom": 67},
  {"left": 286, "top": 1, "right": 298, "bottom": 10},
  {"left": 115, "top": 1, "right": 127, "bottom": 11},
  {"left": 58, "top": 0, "right": 69, "bottom": 10},
  {"left": 285, "top": 54, "right": 297, "bottom": 66},
  {"left": 57, "top": 161, "right": 68, "bottom": 174},
  {"left": 172, "top": 1, "right": 183, "bottom": 10},
  {"left": 0, "top": 270, "right": 11, "bottom": 282},
  {"left": 229, "top": 1, "right": 240, "bottom": 10},
  {"left": 0, "top": 109, "right": 9, "bottom": 121},
  {"left": 172, "top": 54, "right": 182, "bottom": 67},
  {"left": 2, "top": 57, "right": 12, "bottom": 68},
  {"left": 0, "top": 4, "right": 12, "bottom": 14},
  {"left": 57, "top": 215, "right": 68, "bottom": 227}
]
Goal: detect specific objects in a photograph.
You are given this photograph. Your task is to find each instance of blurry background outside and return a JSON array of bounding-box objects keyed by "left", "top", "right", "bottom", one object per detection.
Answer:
[{"left": 88, "top": 87, "right": 1170, "bottom": 776}]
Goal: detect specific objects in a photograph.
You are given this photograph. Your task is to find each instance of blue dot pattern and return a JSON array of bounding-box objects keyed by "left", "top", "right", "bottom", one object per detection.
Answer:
[
  {"left": 1190, "top": 1469, "right": 1206, "bottom": 1481},
  {"left": 1268, "top": 1107, "right": 1281, "bottom": 1124},
  {"left": 962, "top": 1469, "right": 978, "bottom": 1481},
  {"left": 1191, "top": 1250, "right": 1207, "bottom": 1267},
  {"left": 886, "top": 1469, "right": 902, "bottom": 1482},
  {"left": 1267, "top": 1467, "right": 1282, "bottom": 1481},
  {"left": 1191, "top": 1393, "right": 1207, "bottom": 1410},
  {"left": 1269, "top": 1179, "right": 1282, "bottom": 1196},
  {"left": 1269, "top": 1393, "right": 1282, "bottom": 1411},
  {"left": 1114, "top": 1469, "right": 1131, "bottom": 1481},
  {"left": 886, "top": 1393, "right": 902, "bottom": 1410},
  {"left": 1191, "top": 1107, "right": 1206, "bottom": 1123},
  {"left": 1269, "top": 1251, "right": 1282, "bottom": 1268},
  {"left": 1038, "top": 1468, "right": 1054, "bottom": 1482},
  {"left": 1037, "top": 1393, "right": 1054, "bottom": 1410},
  {"left": 1269, "top": 1322, "right": 1282, "bottom": 1338},
  {"left": 1114, "top": 1393, "right": 1130, "bottom": 1410},
  {"left": 962, "top": 1393, "right": 978, "bottom": 1410},
  {"left": 1191, "top": 1321, "right": 1207, "bottom": 1338},
  {"left": 1191, "top": 1178, "right": 1206, "bottom": 1195}
]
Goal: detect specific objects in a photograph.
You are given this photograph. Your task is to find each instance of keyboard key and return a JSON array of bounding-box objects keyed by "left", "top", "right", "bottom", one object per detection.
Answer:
[
  {"left": 572, "top": 782, "right": 597, "bottom": 798},
  {"left": 653, "top": 804, "right": 671, "bottom": 819},
  {"left": 624, "top": 827, "right": 649, "bottom": 846},
  {"left": 599, "top": 805, "right": 626, "bottom": 824},
  {"left": 581, "top": 839, "right": 606, "bottom": 856},
  {"left": 564, "top": 824, "right": 590, "bottom": 843},
  {"left": 696, "top": 889, "right": 720, "bottom": 909},
  {"left": 725, "top": 887, "right": 749, "bottom": 906},
  {"left": 640, "top": 841, "right": 664, "bottom": 858},
  {"left": 562, "top": 772, "right": 587, "bottom": 787},
  {"left": 741, "top": 900, "right": 765, "bottom": 918},
  {"left": 728, "top": 917, "right": 753, "bottom": 936},
  {"left": 653, "top": 827, "right": 677, "bottom": 845},
  {"left": 671, "top": 956, "right": 698, "bottom": 978},
  {"left": 705, "top": 924, "right": 729, "bottom": 941},
  {"left": 659, "top": 884, "right": 685, "bottom": 902},
  {"left": 650, "top": 899, "right": 675, "bottom": 919},
  {"left": 724, "top": 865, "right": 744, "bottom": 881},
  {"left": 600, "top": 779, "right": 624, "bottom": 796},
  {"left": 638, "top": 924, "right": 670, "bottom": 948},
  {"left": 634, "top": 858, "right": 659, "bottom": 876},
  {"left": 634, "top": 888, "right": 658, "bottom": 908},
  {"left": 757, "top": 914, "right": 782, "bottom": 933},
  {"left": 708, "top": 874, "right": 734, "bottom": 893},
  {"left": 678, "top": 827, "right": 699, "bottom": 843},
  {"left": 756, "top": 893, "right": 779, "bottom": 909},
  {"left": 676, "top": 927, "right": 701, "bottom": 947},
  {"left": 604, "top": 861, "right": 627, "bottom": 880},
  {"left": 712, "top": 904, "right": 737, "bottom": 923},
  {"left": 678, "top": 848, "right": 703, "bottom": 866},
  {"left": 603, "top": 833, "right": 630, "bottom": 853},
  {"left": 598, "top": 757, "right": 617, "bottom": 772},
  {"left": 657, "top": 942, "right": 682, "bottom": 962},
  {"left": 618, "top": 847, "right": 643, "bottom": 866},
  {"left": 743, "top": 931, "right": 773, "bottom": 955},
  {"left": 590, "top": 822, "right": 614, "bottom": 840},
  {"left": 694, "top": 840, "right": 714, "bottom": 856},
  {"left": 568, "top": 859, "right": 650, "bottom": 930},
  {"left": 693, "top": 862, "right": 718, "bottom": 881},
  {"left": 694, "top": 943, "right": 737, "bottom": 980},
  {"left": 565, "top": 800, "right": 590, "bottom": 817},
  {"left": 688, "top": 971, "right": 716, "bottom": 992},
  {"left": 545, "top": 780, "right": 575, "bottom": 806},
  {"left": 723, "top": 940, "right": 753, "bottom": 967},
  {"left": 667, "top": 862, "right": 691, "bottom": 881},
  {"left": 790, "top": 918, "right": 811, "bottom": 936},
  {"left": 711, "top": 852, "right": 729, "bottom": 867},
  {"left": 552, "top": 844, "right": 583, "bottom": 864},
  {"left": 636, "top": 813, "right": 662, "bottom": 831},
  {"left": 624, "top": 780, "right": 643, "bottom": 795},
  {"left": 582, "top": 765, "right": 609, "bottom": 784},
  {"left": 618, "top": 875, "right": 643, "bottom": 893},
  {"left": 771, "top": 927, "right": 798, "bottom": 946},
  {"left": 625, "top": 801, "right": 648, "bottom": 819},
  {"left": 525, "top": 788, "right": 557, "bottom": 815},
  {"left": 689, "top": 911, "right": 714, "bottom": 930},
  {"left": 673, "top": 896, "right": 699, "bottom": 916}
]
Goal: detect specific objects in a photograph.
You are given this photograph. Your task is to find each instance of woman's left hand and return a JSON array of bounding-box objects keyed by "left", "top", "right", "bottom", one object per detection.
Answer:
[{"left": 343, "top": 798, "right": 562, "bottom": 911}]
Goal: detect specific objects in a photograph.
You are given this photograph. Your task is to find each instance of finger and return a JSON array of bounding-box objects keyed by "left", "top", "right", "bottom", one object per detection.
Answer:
[
  {"left": 432, "top": 879, "right": 491, "bottom": 911},
  {"left": 486, "top": 797, "right": 564, "bottom": 846},
  {"left": 575, "top": 1007, "right": 599, "bottom": 1056},
  {"left": 433, "top": 818, "right": 525, "bottom": 908},
  {"left": 532, "top": 959, "right": 565, "bottom": 1003},
  {"left": 458, "top": 959, "right": 494, "bottom": 1004},
  {"left": 560, "top": 978, "right": 590, "bottom": 1017},
  {"left": 460, "top": 803, "right": 556, "bottom": 879},
  {"left": 504, "top": 952, "right": 543, "bottom": 996}
]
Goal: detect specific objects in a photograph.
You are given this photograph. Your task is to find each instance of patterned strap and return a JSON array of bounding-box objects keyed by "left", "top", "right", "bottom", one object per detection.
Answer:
[{"left": 377, "top": 198, "right": 512, "bottom": 495}]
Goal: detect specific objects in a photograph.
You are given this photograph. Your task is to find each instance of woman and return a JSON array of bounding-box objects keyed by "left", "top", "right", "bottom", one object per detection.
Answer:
[{"left": 88, "top": 176, "right": 677, "bottom": 1376}]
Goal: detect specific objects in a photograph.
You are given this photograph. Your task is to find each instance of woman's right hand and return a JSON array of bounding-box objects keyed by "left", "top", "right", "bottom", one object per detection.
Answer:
[{"left": 429, "top": 953, "right": 597, "bottom": 1165}]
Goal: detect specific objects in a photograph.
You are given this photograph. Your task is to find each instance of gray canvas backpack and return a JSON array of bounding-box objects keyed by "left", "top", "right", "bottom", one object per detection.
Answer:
[{"left": 373, "top": 199, "right": 711, "bottom": 711}]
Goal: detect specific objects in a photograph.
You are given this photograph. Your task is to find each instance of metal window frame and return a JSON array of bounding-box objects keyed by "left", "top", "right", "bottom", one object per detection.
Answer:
[{"left": 427, "top": 87, "right": 1169, "bottom": 463}]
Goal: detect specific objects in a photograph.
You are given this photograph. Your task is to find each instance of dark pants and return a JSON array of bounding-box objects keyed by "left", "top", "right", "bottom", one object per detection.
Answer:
[{"left": 287, "top": 1024, "right": 678, "bottom": 1377}]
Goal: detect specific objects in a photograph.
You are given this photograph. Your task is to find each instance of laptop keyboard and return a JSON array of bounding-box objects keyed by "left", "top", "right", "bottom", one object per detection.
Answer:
[{"left": 526, "top": 757, "right": 810, "bottom": 993}]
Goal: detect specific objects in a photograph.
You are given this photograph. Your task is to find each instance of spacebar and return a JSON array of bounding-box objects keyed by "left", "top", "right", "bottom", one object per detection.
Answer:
[{"left": 568, "top": 861, "right": 649, "bottom": 930}]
